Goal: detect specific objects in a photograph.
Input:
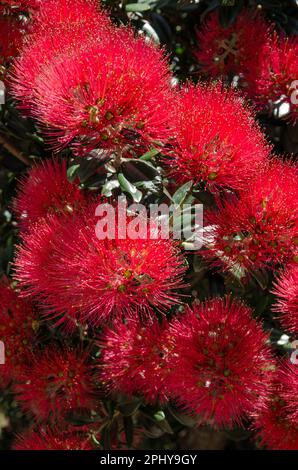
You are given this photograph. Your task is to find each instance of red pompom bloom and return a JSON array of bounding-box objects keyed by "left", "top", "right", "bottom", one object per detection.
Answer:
[
  {"left": 195, "top": 9, "right": 271, "bottom": 78},
  {"left": 167, "top": 83, "right": 270, "bottom": 192},
  {"left": 279, "top": 362, "right": 298, "bottom": 423},
  {"left": 31, "top": 0, "right": 106, "bottom": 29},
  {"left": 10, "top": 0, "right": 111, "bottom": 112},
  {"left": 30, "top": 27, "right": 173, "bottom": 155},
  {"left": 0, "top": 14, "right": 27, "bottom": 70},
  {"left": 14, "top": 346, "right": 97, "bottom": 421},
  {"left": 0, "top": 279, "right": 38, "bottom": 388},
  {"left": 13, "top": 159, "right": 86, "bottom": 232},
  {"left": 100, "top": 319, "right": 175, "bottom": 403},
  {"left": 203, "top": 160, "right": 298, "bottom": 273},
  {"left": 168, "top": 297, "right": 274, "bottom": 427},
  {"left": 252, "top": 363, "right": 298, "bottom": 450},
  {"left": 246, "top": 34, "right": 298, "bottom": 123},
  {"left": 0, "top": 1, "right": 39, "bottom": 11},
  {"left": 14, "top": 426, "right": 93, "bottom": 450},
  {"left": 14, "top": 208, "right": 187, "bottom": 327},
  {"left": 273, "top": 265, "right": 298, "bottom": 333}
]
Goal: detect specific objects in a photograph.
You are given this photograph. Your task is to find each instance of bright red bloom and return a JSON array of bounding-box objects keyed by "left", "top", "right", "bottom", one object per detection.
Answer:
[
  {"left": 100, "top": 319, "right": 175, "bottom": 403},
  {"left": 14, "top": 426, "right": 93, "bottom": 450},
  {"left": 10, "top": 0, "right": 111, "bottom": 112},
  {"left": 279, "top": 362, "right": 298, "bottom": 423},
  {"left": 13, "top": 159, "right": 86, "bottom": 232},
  {"left": 203, "top": 160, "right": 298, "bottom": 273},
  {"left": 14, "top": 346, "right": 98, "bottom": 422},
  {"left": 195, "top": 9, "right": 271, "bottom": 78},
  {"left": 168, "top": 297, "right": 274, "bottom": 427},
  {"left": 30, "top": 28, "right": 173, "bottom": 155},
  {"left": 273, "top": 265, "right": 298, "bottom": 333},
  {"left": 252, "top": 363, "right": 298, "bottom": 450},
  {"left": 166, "top": 83, "right": 270, "bottom": 191},
  {"left": 14, "top": 206, "right": 186, "bottom": 327},
  {"left": 0, "top": 14, "right": 27, "bottom": 70},
  {"left": 0, "top": 279, "right": 38, "bottom": 388},
  {"left": 31, "top": 0, "right": 106, "bottom": 29},
  {"left": 246, "top": 34, "right": 298, "bottom": 123},
  {"left": 0, "top": 1, "right": 39, "bottom": 12}
]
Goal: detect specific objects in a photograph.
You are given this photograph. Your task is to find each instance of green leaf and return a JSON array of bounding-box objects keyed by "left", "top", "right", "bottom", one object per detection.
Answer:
[
  {"left": 118, "top": 173, "right": 142, "bottom": 202},
  {"left": 126, "top": 3, "right": 151, "bottom": 12},
  {"left": 139, "top": 148, "right": 160, "bottom": 161},
  {"left": 67, "top": 164, "right": 80, "bottom": 183},
  {"left": 172, "top": 181, "right": 193, "bottom": 205},
  {"left": 154, "top": 410, "right": 165, "bottom": 422}
]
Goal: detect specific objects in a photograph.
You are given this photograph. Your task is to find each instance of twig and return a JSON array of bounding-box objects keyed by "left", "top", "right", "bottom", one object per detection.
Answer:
[{"left": 0, "top": 134, "right": 31, "bottom": 165}]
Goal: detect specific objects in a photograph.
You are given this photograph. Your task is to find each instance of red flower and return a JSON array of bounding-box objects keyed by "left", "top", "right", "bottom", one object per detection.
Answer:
[
  {"left": 168, "top": 297, "right": 274, "bottom": 427},
  {"left": 10, "top": 0, "right": 111, "bottom": 112},
  {"left": 31, "top": 0, "right": 107, "bottom": 29},
  {"left": 100, "top": 319, "right": 175, "bottom": 403},
  {"left": 14, "top": 207, "right": 187, "bottom": 327},
  {"left": 0, "top": 1, "right": 38, "bottom": 13},
  {"left": 195, "top": 9, "right": 271, "bottom": 78},
  {"left": 14, "top": 426, "right": 93, "bottom": 450},
  {"left": 203, "top": 160, "right": 298, "bottom": 273},
  {"left": 0, "top": 279, "right": 38, "bottom": 388},
  {"left": 279, "top": 362, "right": 298, "bottom": 423},
  {"left": 13, "top": 159, "right": 86, "bottom": 232},
  {"left": 14, "top": 346, "right": 98, "bottom": 422},
  {"left": 273, "top": 265, "right": 298, "bottom": 333},
  {"left": 246, "top": 34, "right": 298, "bottom": 123},
  {"left": 166, "top": 83, "right": 270, "bottom": 191},
  {"left": 0, "top": 14, "right": 27, "bottom": 70},
  {"left": 252, "top": 362, "right": 298, "bottom": 450},
  {"left": 30, "top": 28, "right": 173, "bottom": 155}
]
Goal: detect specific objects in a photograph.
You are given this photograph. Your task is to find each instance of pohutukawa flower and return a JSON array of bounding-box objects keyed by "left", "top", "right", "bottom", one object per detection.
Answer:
[
  {"left": 167, "top": 83, "right": 270, "bottom": 191},
  {"left": 13, "top": 427, "right": 93, "bottom": 450},
  {"left": 30, "top": 29, "right": 173, "bottom": 155},
  {"left": 0, "top": 14, "right": 27, "bottom": 70},
  {"left": 246, "top": 34, "right": 298, "bottom": 123},
  {"left": 168, "top": 297, "right": 274, "bottom": 427},
  {"left": 14, "top": 205, "right": 187, "bottom": 327},
  {"left": 279, "top": 362, "right": 298, "bottom": 423},
  {"left": 9, "top": 0, "right": 111, "bottom": 112},
  {"left": 273, "top": 265, "right": 298, "bottom": 333},
  {"left": 195, "top": 9, "right": 271, "bottom": 78},
  {"left": 0, "top": 1, "right": 39, "bottom": 12},
  {"left": 0, "top": 279, "right": 38, "bottom": 388},
  {"left": 252, "top": 363, "right": 298, "bottom": 450},
  {"left": 100, "top": 319, "right": 175, "bottom": 403},
  {"left": 31, "top": 0, "right": 106, "bottom": 30},
  {"left": 203, "top": 160, "right": 298, "bottom": 273},
  {"left": 13, "top": 159, "right": 86, "bottom": 232},
  {"left": 14, "top": 346, "right": 98, "bottom": 421}
]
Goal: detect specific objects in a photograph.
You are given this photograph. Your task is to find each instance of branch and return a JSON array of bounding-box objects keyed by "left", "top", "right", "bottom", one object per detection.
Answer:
[{"left": 0, "top": 134, "right": 31, "bottom": 165}]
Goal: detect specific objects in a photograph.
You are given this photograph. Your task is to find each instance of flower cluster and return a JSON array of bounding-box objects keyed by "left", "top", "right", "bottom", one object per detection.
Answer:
[
  {"left": 195, "top": 8, "right": 298, "bottom": 122},
  {"left": 195, "top": 9, "right": 271, "bottom": 79},
  {"left": 273, "top": 264, "right": 298, "bottom": 334},
  {"left": 10, "top": 0, "right": 173, "bottom": 156},
  {"left": 13, "top": 159, "right": 87, "bottom": 232},
  {"left": 0, "top": 0, "right": 297, "bottom": 451},
  {"left": 166, "top": 82, "right": 270, "bottom": 192},
  {"left": 203, "top": 160, "right": 298, "bottom": 274},
  {"left": 0, "top": 280, "right": 38, "bottom": 387},
  {"left": 253, "top": 363, "right": 298, "bottom": 450},
  {"left": 100, "top": 297, "right": 274, "bottom": 428},
  {"left": 14, "top": 204, "right": 187, "bottom": 328}
]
